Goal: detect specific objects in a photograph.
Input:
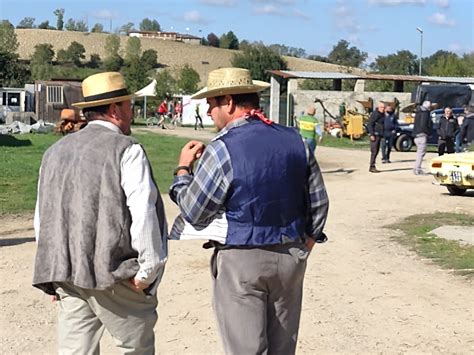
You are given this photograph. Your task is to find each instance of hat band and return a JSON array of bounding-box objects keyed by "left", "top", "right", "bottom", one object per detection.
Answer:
[{"left": 84, "top": 88, "right": 129, "bottom": 102}]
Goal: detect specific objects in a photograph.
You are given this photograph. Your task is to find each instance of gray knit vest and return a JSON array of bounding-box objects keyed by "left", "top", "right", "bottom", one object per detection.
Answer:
[{"left": 33, "top": 124, "right": 165, "bottom": 295}]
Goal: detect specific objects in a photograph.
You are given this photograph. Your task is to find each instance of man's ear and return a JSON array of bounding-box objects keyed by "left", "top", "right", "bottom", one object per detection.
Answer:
[{"left": 225, "top": 95, "right": 236, "bottom": 114}]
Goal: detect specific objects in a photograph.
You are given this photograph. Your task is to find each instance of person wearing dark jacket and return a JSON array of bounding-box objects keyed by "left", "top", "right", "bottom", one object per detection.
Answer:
[
  {"left": 413, "top": 100, "right": 433, "bottom": 175},
  {"left": 460, "top": 105, "right": 474, "bottom": 149},
  {"left": 437, "top": 107, "right": 458, "bottom": 155},
  {"left": 381, "top": 106, "right": 399, "bottom": 163},
  {"left": 367, "top": 101, "right": 386, "bottom": 173}
]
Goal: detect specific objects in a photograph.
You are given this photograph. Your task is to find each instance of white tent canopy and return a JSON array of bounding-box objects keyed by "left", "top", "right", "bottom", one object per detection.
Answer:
[
  {"left": 135, "top": 79, "right": 157, "bottom": 98},
  {"left": 134, "top": 80, "right": 157, "bottom": 119}
]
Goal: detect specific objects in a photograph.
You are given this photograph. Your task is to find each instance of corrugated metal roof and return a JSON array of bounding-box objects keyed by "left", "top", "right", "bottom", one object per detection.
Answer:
[{"left": 268, "top": 70, "right": 474, "bottom": 84}]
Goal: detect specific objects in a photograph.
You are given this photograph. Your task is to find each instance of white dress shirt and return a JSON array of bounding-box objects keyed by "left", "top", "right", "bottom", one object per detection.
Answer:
[{"left": 34, "top": 120, "right": 167, "bottom": 285}]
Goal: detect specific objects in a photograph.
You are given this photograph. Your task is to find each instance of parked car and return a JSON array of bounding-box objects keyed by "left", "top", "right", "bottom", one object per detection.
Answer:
[
  {"left": 429, "top": 151, "right": 474, "bottom": 195},
  {"left": 394, "top": 107, "right": 465, "bottom": 152}
]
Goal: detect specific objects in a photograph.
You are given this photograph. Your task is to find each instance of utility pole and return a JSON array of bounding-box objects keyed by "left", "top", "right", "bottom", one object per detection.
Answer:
[{"left": 416, "top": 27, "right": 423, "bottom": 76}]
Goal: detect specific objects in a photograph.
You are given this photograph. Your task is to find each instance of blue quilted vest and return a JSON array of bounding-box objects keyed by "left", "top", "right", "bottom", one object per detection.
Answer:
[{"left": 218, "top": 118, "right": 308, "bottom": 246}]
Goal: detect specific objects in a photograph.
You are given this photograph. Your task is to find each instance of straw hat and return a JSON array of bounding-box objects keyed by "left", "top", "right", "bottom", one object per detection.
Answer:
[
  {"left": 72, "top": 72, "right": 135, "bottom": 109},
  {"left": 191, "top": 67, "right": 270, "bottom": 100}
]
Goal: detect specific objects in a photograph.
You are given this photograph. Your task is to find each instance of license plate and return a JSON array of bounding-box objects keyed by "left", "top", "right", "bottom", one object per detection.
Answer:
[{"left": 450, "top": 170, "right": 462, "bottom": 183}]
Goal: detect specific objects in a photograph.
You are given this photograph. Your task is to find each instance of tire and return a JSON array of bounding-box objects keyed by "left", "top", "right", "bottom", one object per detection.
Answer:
[
  {"left": 446, "top": 186, "right": 467, "bottom": 196},
  {"left": 395, "top": 134, "right": 413, "bottom": 152}
]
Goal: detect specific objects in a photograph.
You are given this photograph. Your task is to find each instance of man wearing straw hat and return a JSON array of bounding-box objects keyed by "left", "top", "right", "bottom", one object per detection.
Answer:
[
  {"left": 33, "top": 72, "right": 168, "bottom": 354},
  {"left": 170, "top": 67, "right": 329, "bottom": 354}
]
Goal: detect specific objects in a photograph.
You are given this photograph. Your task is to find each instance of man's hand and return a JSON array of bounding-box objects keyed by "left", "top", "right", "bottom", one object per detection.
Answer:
[
  {"left": 305, "top": 237, "right": 316, "bottom": 252},
  {"left": 178, "top": 140, "right": 205, "bottom": 168},
  {"left": 369, "top": 135, "right": 375, "bottom": 142},
  {"left": 129, "top": 278, "right": 149, "bottom": 292}
]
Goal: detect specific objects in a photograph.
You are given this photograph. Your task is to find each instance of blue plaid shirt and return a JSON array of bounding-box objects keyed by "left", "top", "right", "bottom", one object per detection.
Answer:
[{"left": 169, "top": 118, "right": 329, "bottom": 241}]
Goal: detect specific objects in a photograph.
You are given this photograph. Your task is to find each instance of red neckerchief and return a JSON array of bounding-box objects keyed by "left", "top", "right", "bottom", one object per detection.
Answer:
[{"left": 243, "top": 109, "right": 273, "bottom": 125}]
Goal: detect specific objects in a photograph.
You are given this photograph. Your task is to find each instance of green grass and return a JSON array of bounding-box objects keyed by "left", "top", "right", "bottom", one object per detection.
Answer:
[
  {"left": 386, "top": 213, "right": 474, "bottom": 277},
  {"left": 319, "top": 135, "right": 371, "bottom": 149},
  {"left": 0, "top": 131, "right": 189, "bottom": 215}
]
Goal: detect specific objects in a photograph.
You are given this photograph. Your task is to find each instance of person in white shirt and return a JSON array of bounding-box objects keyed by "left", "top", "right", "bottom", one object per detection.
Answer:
[{"left": 32, "top": 72, "right": 167, "bottom": 354}]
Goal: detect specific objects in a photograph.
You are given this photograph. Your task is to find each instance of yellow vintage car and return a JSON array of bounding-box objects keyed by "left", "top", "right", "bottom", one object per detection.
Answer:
[{"left": 429, "top": 152, "right": 474, "bottom": 195}]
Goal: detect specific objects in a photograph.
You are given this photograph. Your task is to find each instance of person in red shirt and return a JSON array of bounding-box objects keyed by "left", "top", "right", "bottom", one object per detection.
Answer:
[{"left": 157, "top": 99, "right": 168, "bottom": 129}]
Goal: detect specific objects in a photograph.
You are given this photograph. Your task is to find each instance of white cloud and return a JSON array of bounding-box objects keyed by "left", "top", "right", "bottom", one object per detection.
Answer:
[
  {"left": 254, "top": 0, "right": 295, "bottom": 4},
  {"left": 435, "top": 0, "right": 449, "bottom": 8},
  {"left": 293, "top": 9, "right": 311, "bottom": 20},
  {"left": 183, "top": 10, "right": 209, "bottom": 24},
  {"left": 254, "top": 5, "right": 283, "bottom": 15},
  {"left": 332, "top": 2, "right": 361, "bottom": 33},
  {"left": 428, "top": 12, "right": 455, "bottom": 26},
  {"left": 198, "top": 0, "right": 236, "bottom": 6},
  {"left": 368, "top": 0, "right": 426, "bottom": 5},
  {"left": 91, "top": 10, "right": 118, "bottom": 20}
]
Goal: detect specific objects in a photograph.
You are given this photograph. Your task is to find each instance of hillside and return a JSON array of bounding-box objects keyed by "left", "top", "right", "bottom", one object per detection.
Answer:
[{"left": 15, "top": 29, "right": 360, "bottom": 85}]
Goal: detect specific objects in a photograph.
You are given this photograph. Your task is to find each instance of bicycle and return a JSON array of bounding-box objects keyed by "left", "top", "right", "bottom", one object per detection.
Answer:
[
  {"left": 145, "top": 115, "right": 160, "bottom": 127},
  {"left": 162, "top": 113, "right": 179, "bottom": 130}
]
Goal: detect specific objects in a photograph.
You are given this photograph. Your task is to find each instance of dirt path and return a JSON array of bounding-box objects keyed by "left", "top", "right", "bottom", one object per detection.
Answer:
[{"left": 1, "top": 128, "right": 473, "bottom": 354}]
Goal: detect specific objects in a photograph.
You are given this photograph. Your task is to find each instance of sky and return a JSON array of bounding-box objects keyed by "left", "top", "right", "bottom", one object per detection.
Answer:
[{"left": 1, "top": 0, "right": 473, "bottom": 64}]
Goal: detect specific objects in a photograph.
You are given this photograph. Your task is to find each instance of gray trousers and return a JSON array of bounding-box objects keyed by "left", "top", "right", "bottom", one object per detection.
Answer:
[
  {"left": 54, "top": 281, "right": 158, "bottom": 355},
  {"left": 211, "top": 243, "right": 308, "bottom": 355},
  {"left": 414, "top": 135, "right": 427, "bottom": 172}
]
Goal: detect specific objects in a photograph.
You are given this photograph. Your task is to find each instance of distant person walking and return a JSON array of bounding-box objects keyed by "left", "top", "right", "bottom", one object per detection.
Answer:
[
  {"left": 195, "top": 103, "right": 204, "bottom": 130},
  {"left": 437, "top": 107, "right": 458, "bottom": 156},
  {"left": 460, "top": 105, "right": 474, "bottom": 149},
  {"left": 381, "top": 105, "right": 398, "bottom": 163},
  {"left": 413, "top": 100, "right": 433, "bottom": 175},
  {"left": 296, "top": 104, "right": 322, "bottom": 154},
  {"left": 367, "top": 101, "right": 386, "bottom": 173},
  {"left": 157, "top": 99, "right": 168, "bottom": 129}
]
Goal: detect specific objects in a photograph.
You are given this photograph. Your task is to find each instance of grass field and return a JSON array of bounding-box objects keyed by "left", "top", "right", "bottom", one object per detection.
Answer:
[
  {"left": 387, "top": 213, "right": 474, "bottom": 277},
  {"left": 0, "top": 131, "right": 189, "bottom": 215}
]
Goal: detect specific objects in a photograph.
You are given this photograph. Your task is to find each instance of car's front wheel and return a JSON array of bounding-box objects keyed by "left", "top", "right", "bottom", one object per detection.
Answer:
[
  {"left": 395, "top": 134, "right": 413, "bottom": 152},
  {"left": 446, "top": 185, "right": 467, "bottom": 196}
]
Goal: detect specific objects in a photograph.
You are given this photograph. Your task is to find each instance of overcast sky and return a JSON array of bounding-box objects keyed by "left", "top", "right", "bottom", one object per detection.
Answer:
[{"left": 1, "top": 0, "right": 473, "bottom": 63}]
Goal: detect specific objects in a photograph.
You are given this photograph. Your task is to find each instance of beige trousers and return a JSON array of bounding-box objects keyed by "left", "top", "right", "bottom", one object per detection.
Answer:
[{"left": 54, "top": 281, "right": 158, "bottom": 355}]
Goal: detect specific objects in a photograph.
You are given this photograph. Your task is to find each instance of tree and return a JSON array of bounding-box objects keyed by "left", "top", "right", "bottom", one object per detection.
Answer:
[
  {"left": 123, "top": 57, "right": 148, "bottom": 93},
  {"left": 91, "top": 23, "right": 104, "bottom": 33},
  {"left": 370, "top": 50, "right": 418, "bottom": 75},
  {"left": 104, "top": 34, "right": 124, "bottom": 71},
  {"left": 67, "top": 41, "right": 86, "bottom": 65},
  {"left": 54, "top": 8, "right": 65, "bottom": 31},
  {"left": 327, "top": 40, "right": 367, "bottom": 68},
  {"left": 219, "top": 31, "right": 239, "bottom": 50},
  {"left": 176, "top": 64, "right": 200, "bottom": 94},
  {"left": 139, "top": 18, "right": 160, "bottom": 32},
  {"left": 125, "top": 36, "right": 141, "bottom": 63},
  {"left": 75, "top": 20, "right": 88, "bottom": 32},
  {"left": 0, "top": 20, "right": 19, "bottom": 53},
  {"left": 424, "top": 50, "right": 470, "bottom": 76},
  {"left": 207, "top": 32, "right": 219, "bottom": 47},
  {"left": 38, "top": 20, "right": 53, "bottom": 29},
  {"left": 17, "top": 17, "right": 35, "bottom": 29},
  {"left": 65, "top": 18, "right": 76, "bottom": 31},
  {"left": 141, "top": 49, "right": 158, "bottom": 70},
  {"left": 231, "top": 45, "right": 288, "bottom": 82},
  {"left": 154, "top": 69, "right": 176, "bottom": 100},
  {"left": 119, "top": 22, "right": 135, "bottom": 34},
  {"left": 56, "top": 49, "right": 69, "bottom": 62},
  {"left": 0, "top": 51, "right": 29, "bottom": 87},
  {"left": 307, "top": 54, "right": 329, "bottom": 63},
  {"left": 88, "top": 54, "right": 102, "bottom": 68},
  {"left": 31, "top": 43, "right": 54, "bottom": 64}
]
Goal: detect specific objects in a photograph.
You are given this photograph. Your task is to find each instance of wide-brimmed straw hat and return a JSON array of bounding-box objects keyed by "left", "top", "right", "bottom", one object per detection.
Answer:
[
  {"left": 191, "top": 67, "right": 270, "bottom": 100},
  {"left": 72, "top": 72, "right": 135, "bottom": 109}
]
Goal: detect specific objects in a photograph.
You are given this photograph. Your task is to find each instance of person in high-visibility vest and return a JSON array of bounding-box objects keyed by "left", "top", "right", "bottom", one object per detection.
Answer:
[{"left": 297, "top": 105, "right": 322, "bottom": 153}]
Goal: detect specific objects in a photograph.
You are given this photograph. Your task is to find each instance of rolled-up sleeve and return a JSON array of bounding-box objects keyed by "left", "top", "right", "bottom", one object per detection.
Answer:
[{"left": 305, "top": 145, "right": 329, "bottom": 240}]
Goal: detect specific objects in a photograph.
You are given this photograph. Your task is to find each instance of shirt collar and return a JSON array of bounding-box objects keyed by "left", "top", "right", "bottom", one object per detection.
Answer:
[
  {"left": 213, "top": 117, "right": 249, "bottom": 141},
  {"left": 88, "top": 120, "right": 123, "bottom": 134}
]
